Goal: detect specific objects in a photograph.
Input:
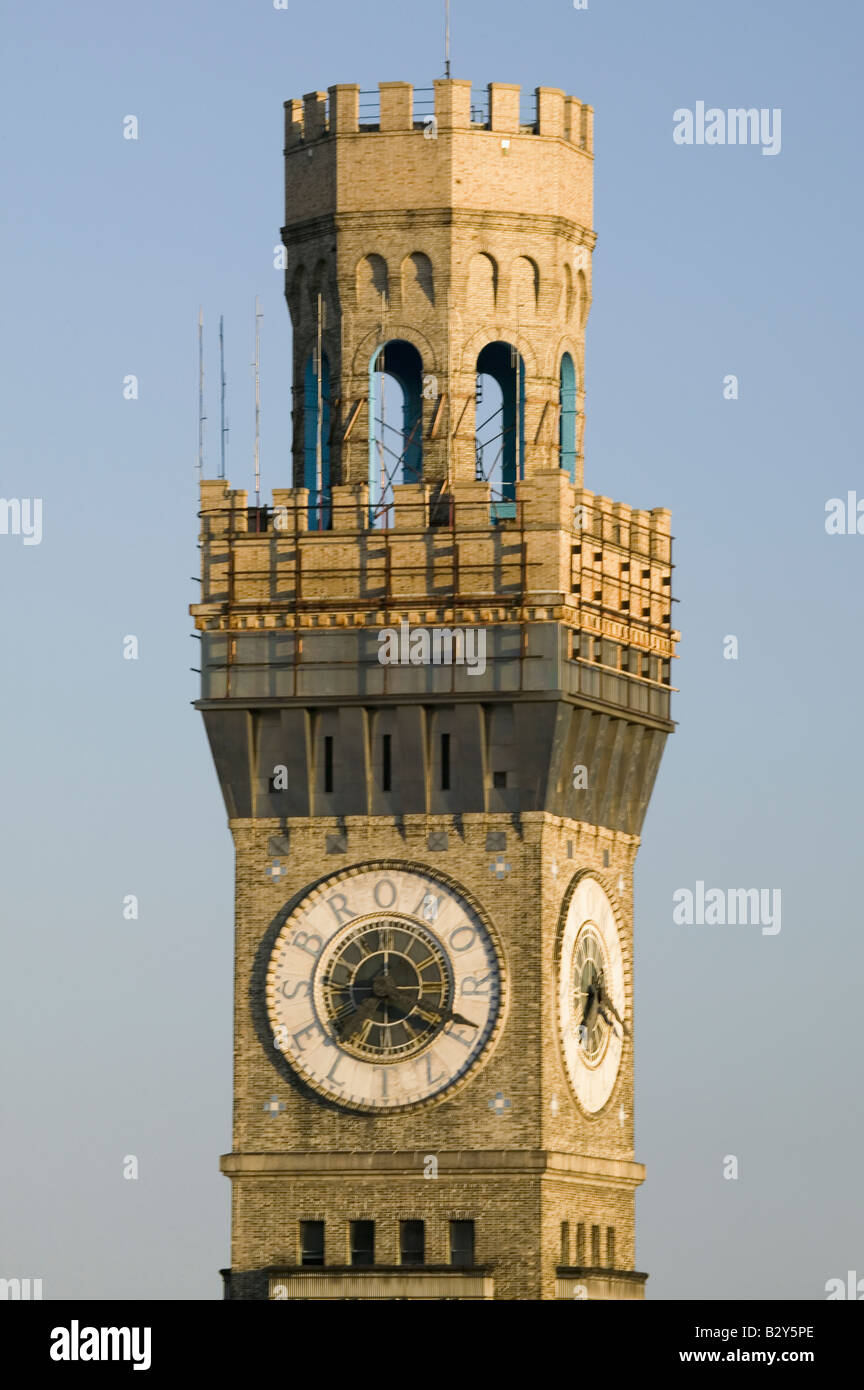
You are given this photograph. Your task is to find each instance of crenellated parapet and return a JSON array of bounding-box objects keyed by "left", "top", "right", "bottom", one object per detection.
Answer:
[
  {"left": 191, "top": 472, "right": 677, "bottom": 726},
  {"left": 284, "top": 81, "right": 593, "bottom": 150}
]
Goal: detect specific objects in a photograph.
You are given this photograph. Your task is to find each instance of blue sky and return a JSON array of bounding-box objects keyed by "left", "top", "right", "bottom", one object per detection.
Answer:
[{"left": 1, "top": 0, "right": 862, "bottom": 1299}]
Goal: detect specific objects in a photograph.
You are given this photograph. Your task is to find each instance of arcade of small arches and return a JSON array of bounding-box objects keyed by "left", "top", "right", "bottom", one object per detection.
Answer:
[
  {"left": 289, "top": 249, "right": 589, "bottom": 322},
  {"left": 302, "top": 337, "right": 579, "bottom": 530},
  {"left": 293, "top": 248, "right": 587, "bottom": 530}
]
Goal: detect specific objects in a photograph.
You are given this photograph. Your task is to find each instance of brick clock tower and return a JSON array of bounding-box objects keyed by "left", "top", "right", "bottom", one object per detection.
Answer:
[{"left": 192, "top": 78, "right": 678, "bottom": 1300}]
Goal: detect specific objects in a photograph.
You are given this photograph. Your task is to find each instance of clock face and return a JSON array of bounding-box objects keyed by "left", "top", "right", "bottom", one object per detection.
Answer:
[
  {"left": 557, "top": 875, "right": 626, "bottom": 1114},
  {"left": 266, "top": 864, "right": 503, "bottom": 1112}
]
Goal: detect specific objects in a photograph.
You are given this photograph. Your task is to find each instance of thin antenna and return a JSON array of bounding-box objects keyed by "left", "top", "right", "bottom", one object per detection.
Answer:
[
  {"left": 197, "top": 307, "right": 205, "bottom": 478},
  {"left": 315, "top": 292, "right": 324, "bottom": 531},
  {"left": 444, "top": 0, "right": 451, "bottom": 79},
  {"left": 219, "top": 314, "right": 228, "bottom": 480},
  {"left": 253, "top": 296, "right": 262, "bottom": 509}
]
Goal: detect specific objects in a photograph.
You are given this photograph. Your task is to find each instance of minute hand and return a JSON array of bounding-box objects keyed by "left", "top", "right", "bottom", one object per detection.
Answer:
[{"left": 380, "top": 979, "right": 477, "bottom": 1029}]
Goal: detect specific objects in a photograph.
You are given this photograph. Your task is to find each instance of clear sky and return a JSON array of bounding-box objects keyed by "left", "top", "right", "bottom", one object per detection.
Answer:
[{"left": 1, "top": 0, "right": 862, "bottom": 1300}]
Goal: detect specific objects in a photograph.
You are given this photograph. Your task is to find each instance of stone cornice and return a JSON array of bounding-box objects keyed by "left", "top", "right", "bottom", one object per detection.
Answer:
[
  {"left": 281, "top": 209, "right": 596, "bottom": 248},
  {"left": 220, "top": 1149, "right": 646, "bottom": 1189}
]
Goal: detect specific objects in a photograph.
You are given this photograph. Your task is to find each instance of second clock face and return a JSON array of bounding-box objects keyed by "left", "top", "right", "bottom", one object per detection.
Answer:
[
  {"left": 266, "top": 865, "right": 503, "bottom": 1112},
  {"left": 558, "top": 875, "right": 627, "bottom": 1114}
]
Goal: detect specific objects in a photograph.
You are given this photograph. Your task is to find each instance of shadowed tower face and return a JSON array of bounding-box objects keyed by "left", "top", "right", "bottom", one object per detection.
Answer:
[{"left": 192, "top": 78, "right": 678, "bottom": 1301}]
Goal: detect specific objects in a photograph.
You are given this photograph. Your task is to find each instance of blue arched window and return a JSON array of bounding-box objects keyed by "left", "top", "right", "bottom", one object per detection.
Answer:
[
  {"left": 476, "top": 341, "right": 525, "bottom": 521},
  {"left": 369, "top": 339, "right": 423, "bottom": 528},
  {"left": 559, "top": 352, "right": 577, "bottom": 483},
  {"left": 304, "top": 350, "right": 331, "bottom": 529}
]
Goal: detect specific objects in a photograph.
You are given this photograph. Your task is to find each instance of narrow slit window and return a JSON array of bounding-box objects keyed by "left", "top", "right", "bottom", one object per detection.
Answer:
[
  {"left": 591, "top": 1224, "right": 601, "bottom": 1265},
  {"left": 300, "top": 1221, "right": 325, "bottom": 1267},
  {"left": 560, "top": 1221, "right": 570, "bottom": 1265},
  {"left": 449, "top": 1220, "right": 475, "bottom": 1267},
  {"left": 350, "top": 1220, "right": 375, "bottom": 1267},
  {"left": 606, "top": 1226, "right": 615, "bottom": 1268},
  {"left": 441, "top": 733, "right": 450, "bottom": 790},
  {"left": 382, "top": 733, "right": 392, "bottom": 791},
  {"left": 575, "top": 1222, "right": 585, "bottom": 1263},
  {"left": 400, "top": 1220, "right": 425, "bottom": 1267},
  {"left": 324, "top": 736, "right": 334, "bottom": 793}
]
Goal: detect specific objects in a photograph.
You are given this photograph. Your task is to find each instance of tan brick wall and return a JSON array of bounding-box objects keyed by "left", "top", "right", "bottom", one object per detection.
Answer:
[{"left": 224, "top": 811, "right": 643, "bottom": 1296}]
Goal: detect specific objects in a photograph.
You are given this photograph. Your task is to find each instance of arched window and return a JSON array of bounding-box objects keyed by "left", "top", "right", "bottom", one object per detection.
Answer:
[
  {"left": 467, "top": 253, "right": 498, "bottom": 313},
  {"left": 559, "top": 353, "right": 577, "bottom": 483},
  {"left": 512, "top": 256, "right": 539, "bottom": 315},
  {"left": 475, "top": 341, "right": 525, "bottom": 521},
  {"left": 368, "top": 339, "right": 423, "bottom": 528},
  {"left": 562, "top": 263, "right": 574, "bottom": 320},
  {"left": 401, "top": 253, "right": 435, "bottom": 309},
  {"left": 304, "top": 350, "right": 331, "bottom": 529},
  {"left": 576, "top": 269, "right": 588, "bottom": 327},
  {"left": 287, "top": 264, "right": 307, "bottom": 327},
  {"left": 356, "top": 254, "right": 389, "bottom": 308}
]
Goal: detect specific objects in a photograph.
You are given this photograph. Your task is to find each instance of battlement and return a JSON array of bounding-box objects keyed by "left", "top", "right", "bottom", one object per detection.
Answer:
[
  {"left": 283, "top": 79, "right": 594, "bottom": 228},
  {"left": 285, "top": 80, "right": 593, "bottom": 152},
  {"left": 192, "top": 471, "right": 677, "bottom": 668}
]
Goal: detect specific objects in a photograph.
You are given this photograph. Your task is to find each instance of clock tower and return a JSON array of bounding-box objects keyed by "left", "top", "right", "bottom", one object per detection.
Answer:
[{"left": 193, "top": 79, "right": 678, "bottom": 1300}]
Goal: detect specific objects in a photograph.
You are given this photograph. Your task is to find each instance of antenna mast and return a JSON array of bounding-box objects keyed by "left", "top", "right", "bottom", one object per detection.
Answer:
[
  {"left": 253, "top": 296, "right": 262, "bottom": 509},
  {"left": 219, "top": 314, "right": 228, "bottom": 480},
  {"left": 444, "top": 0, "right": 451, "bottom": 79},
  {"left": 197, "top": 307, "right": 205, "bottom": 478}
]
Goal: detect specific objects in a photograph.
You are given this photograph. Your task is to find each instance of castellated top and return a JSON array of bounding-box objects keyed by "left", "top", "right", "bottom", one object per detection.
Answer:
[{"left": 284, "top": 80, "right": 593, "bottom": 227}]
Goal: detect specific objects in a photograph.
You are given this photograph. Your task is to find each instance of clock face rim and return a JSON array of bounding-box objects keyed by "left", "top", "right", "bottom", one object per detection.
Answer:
[
  {"left": 555, "top": 871, "right": 627, "bottom": 1117},
  {"left": 265, "top": 860, "right": 508, "bottom": 1114}
]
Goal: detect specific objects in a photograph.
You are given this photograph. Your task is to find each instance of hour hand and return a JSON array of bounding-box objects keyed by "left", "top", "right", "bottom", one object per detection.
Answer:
[{"left": 337, "top": 993, "right": 381, "bottom": 1041}]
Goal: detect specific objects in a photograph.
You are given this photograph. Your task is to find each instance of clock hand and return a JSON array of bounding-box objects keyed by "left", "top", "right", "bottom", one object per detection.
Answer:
[
  {"left": 580, "top": 986, "right": 599, "bottom": 1033},
  {"left": 600, "top": 998, "right": 629, "bottom": 1036},
  {"left": 379, "top": 977, "right": 477, "bottom": 1029},
  {"left": 429, "top": 1004, "right": 479, "bottom": 1029},
  {"left": 596, "top": 977, "right": 628, "bottom": 1036},
  {"left": 338, "top": 992, "right": 383, "bottom": 1041}
]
